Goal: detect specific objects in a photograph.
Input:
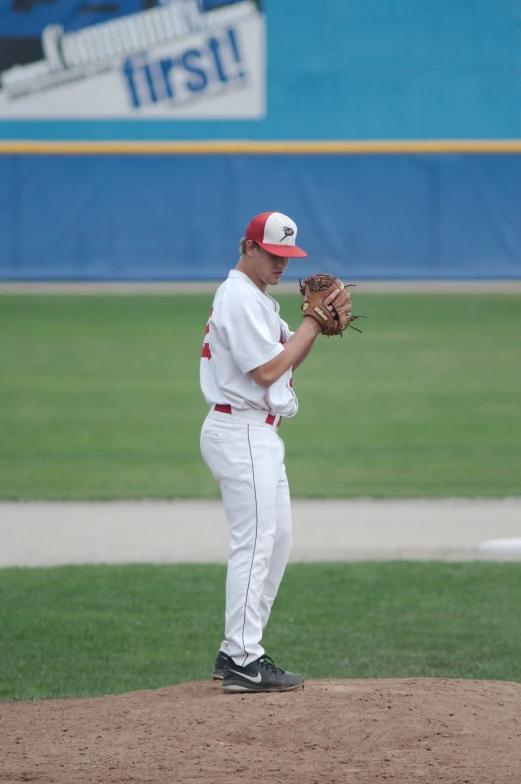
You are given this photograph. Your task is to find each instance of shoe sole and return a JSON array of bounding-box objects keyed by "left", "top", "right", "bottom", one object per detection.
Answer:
[
  {"left": 222, "top": 681, "right": 305, "bottom": 693},
  {"left": 212, "top": 672, "right": 224, "bottom": 680}
]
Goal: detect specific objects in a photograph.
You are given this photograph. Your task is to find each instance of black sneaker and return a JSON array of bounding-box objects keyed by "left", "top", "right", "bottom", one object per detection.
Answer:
[
  {"left": 222, "top": 655, "right": 305, "bottom": 693},
  {"left": 212, "top": 650, "right": 232, "bottom": 680}
]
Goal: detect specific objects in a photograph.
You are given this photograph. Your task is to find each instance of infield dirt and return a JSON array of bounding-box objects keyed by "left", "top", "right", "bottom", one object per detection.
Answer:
[{"left": 2, "top": 677, "right": 521, "bottom": 783}]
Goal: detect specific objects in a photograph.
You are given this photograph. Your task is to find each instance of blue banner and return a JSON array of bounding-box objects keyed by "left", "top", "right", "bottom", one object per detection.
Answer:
[
  {"left": 1, "top": 0, "right": 520, "bottom": 140},
  {"left": 0, "top": 0, "right": 265, "bottom": 119}
]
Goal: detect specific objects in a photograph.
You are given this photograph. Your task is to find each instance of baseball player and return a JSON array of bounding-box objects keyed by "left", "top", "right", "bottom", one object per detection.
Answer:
[{"left": 200, "top": 211, "right": 351, "bottom": 693}]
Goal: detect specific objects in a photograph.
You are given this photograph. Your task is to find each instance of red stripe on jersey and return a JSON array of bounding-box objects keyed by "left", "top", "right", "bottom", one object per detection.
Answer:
[
  {"left": 201, "top": 343, "right": 212, "bottom": 359},
  {"left": 204, "top": 308, "right": 214, "bottom": 337},
  {"left": 289, "top": 377, "right": 293, "bottom": 388}
]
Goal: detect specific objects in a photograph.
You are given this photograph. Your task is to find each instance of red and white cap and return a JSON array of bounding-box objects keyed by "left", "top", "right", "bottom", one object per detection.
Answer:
[{"left": 245, "top": 211, "right": 307, "bottom": 258}]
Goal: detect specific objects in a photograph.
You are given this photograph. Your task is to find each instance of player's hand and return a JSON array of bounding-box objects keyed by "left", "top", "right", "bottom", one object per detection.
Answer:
[
  {"left": 324, "top": 288, "right": 341, "bottom": 313},
  {"left": 324, "top": 282, "right": 352, "bottom": 318}
]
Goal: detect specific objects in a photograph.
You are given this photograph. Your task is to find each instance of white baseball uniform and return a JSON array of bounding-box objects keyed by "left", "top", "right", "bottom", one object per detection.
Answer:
[{"left": 200, "top": 269, "right": 297, "bottom": 667}]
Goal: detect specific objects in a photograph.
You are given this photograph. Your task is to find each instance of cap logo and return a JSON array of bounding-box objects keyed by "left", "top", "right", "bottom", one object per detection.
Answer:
[{"left": 280, "top": 226, "right": 294, "bottom": 242}]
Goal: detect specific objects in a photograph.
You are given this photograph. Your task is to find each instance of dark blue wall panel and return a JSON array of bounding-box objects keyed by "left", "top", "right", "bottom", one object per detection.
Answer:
[
  {"left": 0, "top": 157, "right": 14, "bottom": 273},
  {"left": 1, "top": 153, "right": 521, "bottom": 280}
]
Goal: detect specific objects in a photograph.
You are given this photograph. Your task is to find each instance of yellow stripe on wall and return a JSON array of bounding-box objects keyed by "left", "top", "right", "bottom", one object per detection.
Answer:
[{"left": 1, "top": 139, "right": 521, "bottom": 154}]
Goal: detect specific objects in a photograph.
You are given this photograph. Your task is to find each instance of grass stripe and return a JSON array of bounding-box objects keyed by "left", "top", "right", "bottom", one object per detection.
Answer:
[
  {"left": 1, "top": 293, "right": 520, "bottom": 499},
  {"left": 1, "top": 562, "right": 520, "bottom": 702}
]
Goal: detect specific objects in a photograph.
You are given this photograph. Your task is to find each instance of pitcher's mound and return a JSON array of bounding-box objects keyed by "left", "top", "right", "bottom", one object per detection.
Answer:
[{"left": 2, "top": 678, "right": 520, "bottom": 783}]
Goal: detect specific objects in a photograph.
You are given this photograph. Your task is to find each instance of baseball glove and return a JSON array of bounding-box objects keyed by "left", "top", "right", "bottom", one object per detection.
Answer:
[{"left": 299, "top": 273, "right": 365, "bottom": 336}]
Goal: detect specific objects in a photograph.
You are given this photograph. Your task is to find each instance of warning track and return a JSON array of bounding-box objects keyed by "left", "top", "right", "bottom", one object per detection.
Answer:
[{"left": 1, "top": 498, "right": 521, "bottom": 567}]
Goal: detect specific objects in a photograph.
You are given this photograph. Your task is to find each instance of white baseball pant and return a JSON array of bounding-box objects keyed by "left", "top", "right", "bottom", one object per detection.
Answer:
[{"left": 200, "top": 407, "right": 292, "bottom": 667}]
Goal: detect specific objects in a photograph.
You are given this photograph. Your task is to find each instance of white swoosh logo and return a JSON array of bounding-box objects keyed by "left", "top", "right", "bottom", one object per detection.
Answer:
[{"left": 228, "top": 668, "right": 262, "bottom": 683}]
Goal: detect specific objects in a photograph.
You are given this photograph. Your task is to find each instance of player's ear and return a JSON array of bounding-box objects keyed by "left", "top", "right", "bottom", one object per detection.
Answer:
[{"left": 245, "top": 240, "right": 259, "bottom": 258}]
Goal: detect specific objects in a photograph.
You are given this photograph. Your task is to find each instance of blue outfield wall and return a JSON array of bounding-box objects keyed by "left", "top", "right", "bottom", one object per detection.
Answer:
[{"left": 1, "top": 153, "right": 521, "bottom": 281}]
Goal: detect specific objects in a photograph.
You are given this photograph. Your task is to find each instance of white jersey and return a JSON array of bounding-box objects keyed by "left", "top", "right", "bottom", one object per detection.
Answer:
[{"left": 200, "top": 270, "right": 298, "bottom": 418}]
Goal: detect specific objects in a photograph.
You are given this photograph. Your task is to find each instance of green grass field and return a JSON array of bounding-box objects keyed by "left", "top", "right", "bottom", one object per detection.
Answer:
[
  {"left": 1, "top": 561, "right": 520, "bottom": 702},
  {"left": 1, "top": 292, "right": 520, "bottom": 499}
]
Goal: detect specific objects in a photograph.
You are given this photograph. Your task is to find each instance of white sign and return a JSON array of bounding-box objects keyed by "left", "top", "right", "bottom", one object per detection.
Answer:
[{"left": 0, "top": 0, "right": 265, "bottom": 118}]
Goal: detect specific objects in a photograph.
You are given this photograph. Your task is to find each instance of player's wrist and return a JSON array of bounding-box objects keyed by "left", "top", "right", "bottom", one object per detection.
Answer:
[{"left": 301, "top": 315, "right": 323, "bottom": 336}]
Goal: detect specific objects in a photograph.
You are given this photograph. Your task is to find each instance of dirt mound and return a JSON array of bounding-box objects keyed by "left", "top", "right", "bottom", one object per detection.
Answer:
[{"left": 1, "top": 678, "right": 521, "bottom": 783}]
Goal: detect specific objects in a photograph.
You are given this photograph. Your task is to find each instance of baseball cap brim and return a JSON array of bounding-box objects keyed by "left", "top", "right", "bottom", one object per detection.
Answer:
[{"left": 257, "top": 241, "right": 307, "bottom": 258}]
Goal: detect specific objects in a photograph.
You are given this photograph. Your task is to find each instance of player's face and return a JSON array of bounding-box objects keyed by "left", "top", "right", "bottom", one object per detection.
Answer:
[{"left": 252, "top": 246, "right": 290, "bottom": 287}]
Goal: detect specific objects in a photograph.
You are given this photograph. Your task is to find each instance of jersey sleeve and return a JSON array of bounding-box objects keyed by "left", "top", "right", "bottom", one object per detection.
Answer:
[{"left": 219, "top": 294, "right": 284, "bottom": 374}]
